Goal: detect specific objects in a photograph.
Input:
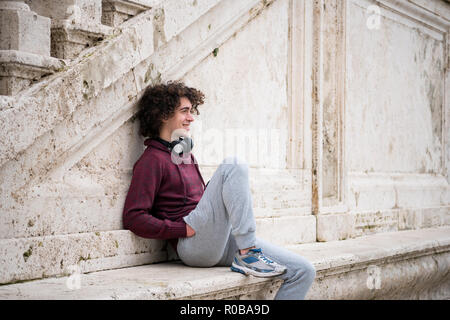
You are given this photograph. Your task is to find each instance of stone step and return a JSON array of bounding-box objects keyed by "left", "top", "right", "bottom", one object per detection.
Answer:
[
  {"left": 292, "top": 226, "right": 450, "bottom": 299},
  {"left": 252, "top": 192, "right": 309, "bottom": 210},
  {"left": 0, "top": 226, "right": 448, "bottom": 300},
  {"left": 253, "top": 207, "right": 311, "bottom": 218},
  {"left": 0, "top": 214, "right": 316, "bottom": 285}
]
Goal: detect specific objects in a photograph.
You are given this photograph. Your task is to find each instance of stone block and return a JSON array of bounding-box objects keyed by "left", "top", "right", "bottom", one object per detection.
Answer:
[
  {"left": 101, "top": 0, "right": 155, "bottom": 27},
  {"left": 295, "top": 227, "right": 450, "bottom": 299},
  {"left": 25, "top": 0, "right": 102, "bottom": 25},
  {"left": 398, "top": 207, "right": 450, "bottom": 230},
  {"left": 24, "top": 0, "right": 112, "bottom": 59},
  {"left": 0, "top": 230, "right": 167, "bottom": 284},
  {"left": 0, "top": 73, "right": 30, "bottom": 96},
  {"left": 398, "top": 208, "right": 423, "bottom": 230},
  {"left": 353, "top": 210, "right": 399, "bottom": 237},
  {"left": 316, "top": 213, "right": 355, "bottom": 242},
  {"left": 255, "top": 215, "right": 316, "bottom": 246},
  {"left": 0, "top": 50, "right": 63, "bottom": 95},
  {"left": 0, "top": 6, "right": 51, "bottom": 56},
  {"left": 50, "top": 21, "right": 113, "bottom": 59},
  {"left": 0, "top": 261, "right": 283, "bottom": 299}
]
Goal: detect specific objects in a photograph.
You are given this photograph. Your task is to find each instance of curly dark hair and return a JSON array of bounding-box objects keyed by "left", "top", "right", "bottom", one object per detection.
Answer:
[{"left": 136, "top": 81, "right": 205, "bottom": 139}]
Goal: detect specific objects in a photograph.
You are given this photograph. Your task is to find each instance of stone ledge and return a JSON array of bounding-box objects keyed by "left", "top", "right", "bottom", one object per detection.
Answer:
[
  {"left": 0, "top": 226, "right": 448, "bottom": 300},
  {"left": 290, "top": 226, "right": 450, "bottom": 299},
  {"left": 0, "top": 262, "right": 283, "bottom": 300},
  {"left": 0, "top": 50, "right": 65, "bottom": 95},
  {"left": 0, "top": 50, "right": 64, "bottom": 71}
]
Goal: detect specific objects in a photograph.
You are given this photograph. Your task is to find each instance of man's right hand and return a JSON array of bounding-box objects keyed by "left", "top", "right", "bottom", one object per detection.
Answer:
[{"left": 186, "top": 223, "right": 196, "bottom": 237}]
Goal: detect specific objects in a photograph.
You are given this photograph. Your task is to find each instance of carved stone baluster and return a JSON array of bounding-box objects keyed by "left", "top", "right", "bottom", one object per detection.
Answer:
[
  {"left": 0, "top": 0, "right": 62, "bottom": 95},
  {"left": 24, "top": 0, "right": 113, "bottom": 59},
  {"left": 101, "top": 0, "right": 155, "bottom": 27}
]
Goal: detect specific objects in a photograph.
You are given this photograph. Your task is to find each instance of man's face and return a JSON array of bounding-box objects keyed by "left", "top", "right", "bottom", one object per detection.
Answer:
[{"left": 161, "top": 96, "right": 195, "bottom": 137}]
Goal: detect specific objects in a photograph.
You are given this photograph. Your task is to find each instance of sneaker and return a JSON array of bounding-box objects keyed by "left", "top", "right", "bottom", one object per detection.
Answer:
[{"left": 230, "top": 248, "right": 287, "bottom": 278}]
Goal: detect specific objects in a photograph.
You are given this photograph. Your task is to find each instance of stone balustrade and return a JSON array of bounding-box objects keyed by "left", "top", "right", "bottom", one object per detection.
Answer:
[
  {"left": 0, "top": 0, "right": 62, "bottom": 95},
  {"left": 0, "top": 0, "right": 154, "bottom": 95},
  {"left": 101, "top": 0, "right": 156, "bottom": 27},
  {"left": 24, "top": 0, "right": 113, "bottom": 59}
]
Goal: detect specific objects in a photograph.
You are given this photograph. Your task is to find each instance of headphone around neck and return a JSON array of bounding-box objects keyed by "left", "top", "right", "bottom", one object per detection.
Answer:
[{"left": 154, "top": 136, "right": 194, "bottom": 157}]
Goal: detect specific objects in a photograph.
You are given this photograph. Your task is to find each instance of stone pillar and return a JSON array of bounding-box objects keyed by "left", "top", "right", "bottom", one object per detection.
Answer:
[
  {"left": 101, "top": 0, "right": 155, "bottom": 27},
  {"left": 24, "top": 0, "right": 113, "bottom": 59},
  {"left": 312, "top": 0, "right": 353, "bottom": 241},
  {"left": 0, "top": 0, "right": 62, "bottom": 95}
]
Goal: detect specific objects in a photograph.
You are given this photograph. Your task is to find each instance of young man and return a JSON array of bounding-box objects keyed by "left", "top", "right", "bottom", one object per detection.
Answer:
[{"left": 123, "top": 81, "right": 316, "bottom": 299}]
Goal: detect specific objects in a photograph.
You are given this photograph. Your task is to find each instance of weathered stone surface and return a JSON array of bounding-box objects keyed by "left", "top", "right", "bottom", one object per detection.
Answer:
[
  {"left": 317, "top": 207, "right": 450, "bottom": 241},
  {"left": 314, "top": 0, "right": 450, "bottom": 240},
  {"left": 101, "top": 0, "right": 157, "bottom": 27},
  {"left": 0, "top": 260, "right": 283, "bottom": 300},
  {"left": 0, "top": 227, "right": 447, "bottom": 299},
  {"left": 25, "top": 0, "right": 103, "bottom": 25},
  {"left": 316, "top": 213, "right": 355, "bottom": 242},
  {"left": 24, "top": 0, "right": 113, "bottom": 59},
  {"left": 50, "top": 22, "right": 113, "bottom": 59},
  {"left": 346, "top": 0, "right": 447, "bottom": 175},
  {"left": 0, "top": 230, "right": 167, "bottom": 284},
  {"left": 348, "top": 173, "right": 449, "bottom": 211},
  {"left": 0, "top": 1, "right": 58, "bottom": 95},
  {"left": 0, "top": 50, "right": 63, "bottom": 95},
  {"left": 256, "top": 215, "right": 316, "bottom": 246},
  {"left": 295, "top": 226, "right": 450, "bottom": 299},
  {"left": 0, "top": 3, "right": 51, "bottom": 56},
  {"left": 0, "top": 0, "right": 306, "bottom": 284},
  {"left": 0, "top": 0, "right": 449, "bottom": 296}
]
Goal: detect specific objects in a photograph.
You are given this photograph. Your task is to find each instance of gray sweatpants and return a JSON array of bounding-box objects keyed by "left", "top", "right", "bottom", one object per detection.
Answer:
[{"left": 177, "top": 157, "right": 316, "bottom": 300}]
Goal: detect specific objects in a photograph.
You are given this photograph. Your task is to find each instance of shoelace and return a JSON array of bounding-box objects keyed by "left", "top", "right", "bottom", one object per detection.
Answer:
[
  {"left": 260, "top": 253, "right": 274, "bottom": 264},
  {"left": 250, "top": 249, "right": 274, "bottom": 264}
]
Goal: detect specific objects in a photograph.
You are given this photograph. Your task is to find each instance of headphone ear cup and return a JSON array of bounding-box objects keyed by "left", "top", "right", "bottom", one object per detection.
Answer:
[
  {"left": 171, "top": 137, "right": 194, "bottom": 156},
  {"left": 179, "top": 136, "right": 193, "bottom": 154},
  {"left": 187, "top": 137, "right": 194, "bottom": 151},
  {"left": 172, "top": 142, "right": 184, "bottom": 155}
]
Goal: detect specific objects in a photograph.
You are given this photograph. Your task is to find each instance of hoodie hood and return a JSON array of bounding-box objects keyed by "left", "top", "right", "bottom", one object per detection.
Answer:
[
  {"left": 145, "top": 138, "right": 170, "bottom": 152},
  {"left": 123, "top": 139, "right": 205, "bottom": 241}
]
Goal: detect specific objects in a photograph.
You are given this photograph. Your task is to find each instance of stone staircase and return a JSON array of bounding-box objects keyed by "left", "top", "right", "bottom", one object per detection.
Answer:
[
  {"left": 1, "top": 0, "right": 317, "bottom": 287},
  {"left": 1, "top": 0, "right": 449, "bottom": 300}
]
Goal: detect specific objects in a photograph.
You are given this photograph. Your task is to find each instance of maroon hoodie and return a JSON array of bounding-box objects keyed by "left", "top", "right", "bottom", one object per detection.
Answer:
[{"left": 122, "top": 138, "right": 206, "bottom": 241}]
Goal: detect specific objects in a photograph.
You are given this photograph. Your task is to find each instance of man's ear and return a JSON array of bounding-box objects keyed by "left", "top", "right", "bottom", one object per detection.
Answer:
[{"left": 161, "top": 114, "right": 170, "bottom": 123}]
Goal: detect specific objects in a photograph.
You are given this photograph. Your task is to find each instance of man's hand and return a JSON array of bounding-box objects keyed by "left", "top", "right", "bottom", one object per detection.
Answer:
[{"left": 186, "top": 223, "right": 196, "bottom": 237}]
